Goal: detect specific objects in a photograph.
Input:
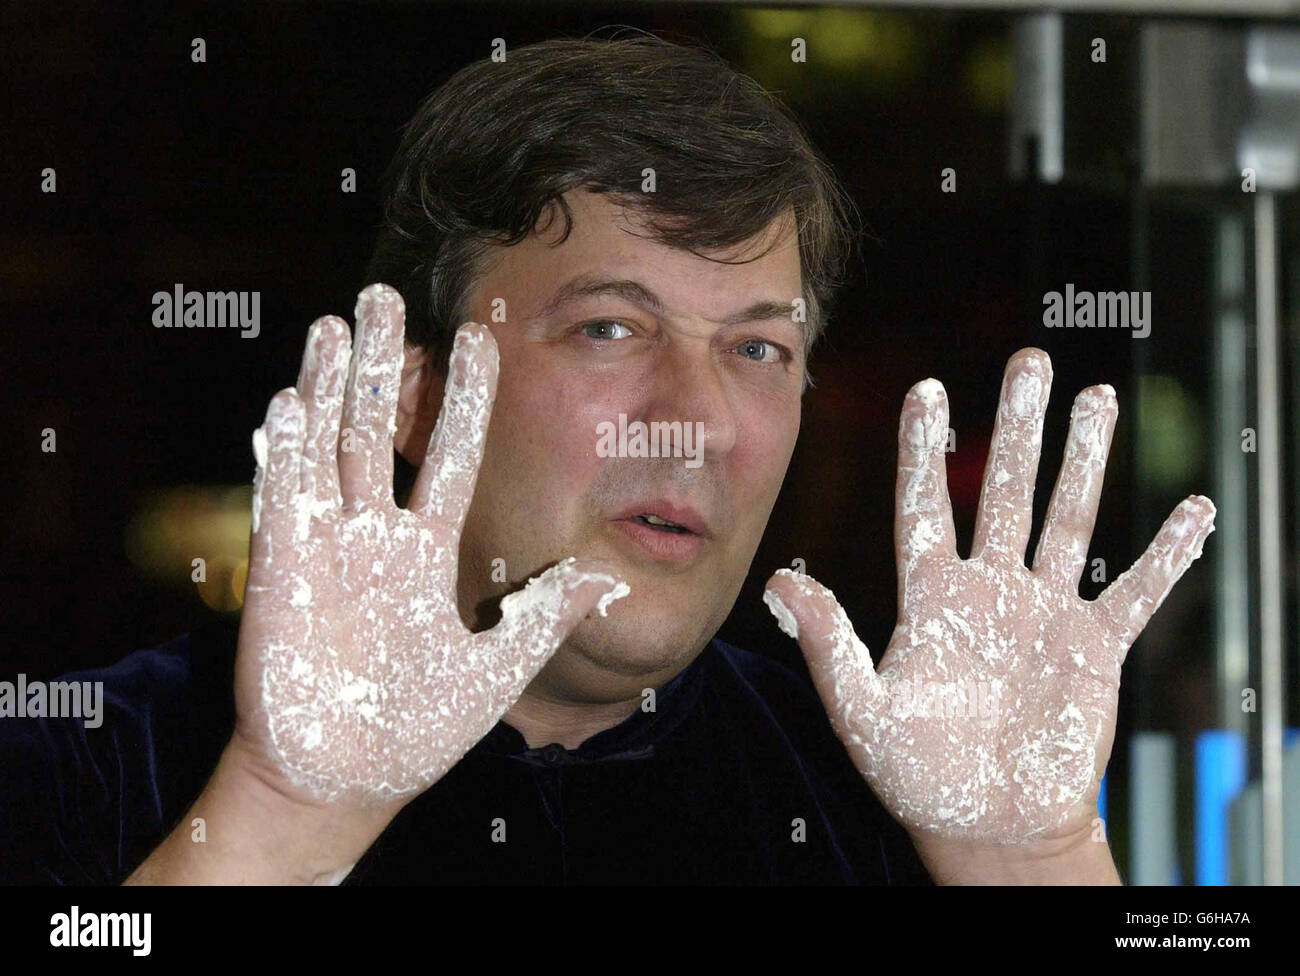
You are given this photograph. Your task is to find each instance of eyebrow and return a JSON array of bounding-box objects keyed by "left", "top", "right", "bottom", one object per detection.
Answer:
[{"left": 536, "top": 274, "right": 799, "bottom": 327}]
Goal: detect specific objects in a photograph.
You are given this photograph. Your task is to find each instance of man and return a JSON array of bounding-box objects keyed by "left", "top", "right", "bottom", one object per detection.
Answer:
[{"left": 2, "top": 35, "right": 1214, "bottom": 885}]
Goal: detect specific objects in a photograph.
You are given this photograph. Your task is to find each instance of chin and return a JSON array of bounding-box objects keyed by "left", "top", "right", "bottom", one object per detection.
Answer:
[{"left": 563, "top": 609, "right": 700, "bottom": 679}]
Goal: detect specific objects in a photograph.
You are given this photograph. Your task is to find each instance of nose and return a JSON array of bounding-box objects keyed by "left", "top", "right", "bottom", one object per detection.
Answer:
[{"left": 640, "top": 340, "right": 739, "bottom": 462}]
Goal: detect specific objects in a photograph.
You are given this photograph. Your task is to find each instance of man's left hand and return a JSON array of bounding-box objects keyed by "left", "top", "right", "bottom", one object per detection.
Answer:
[{"left": 763, "top": 348, "right": 1215, "bottom": 880}]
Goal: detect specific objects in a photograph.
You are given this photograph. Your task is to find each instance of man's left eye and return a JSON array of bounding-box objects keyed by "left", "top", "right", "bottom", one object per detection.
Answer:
[
  {"left": 736, "top": 339, "right": 784, "bottom": 363},
  {"left": 581, "top": 320, "right": 632, "bottom": 341}
]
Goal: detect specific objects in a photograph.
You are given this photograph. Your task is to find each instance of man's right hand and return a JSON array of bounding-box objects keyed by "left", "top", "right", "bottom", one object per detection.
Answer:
[{"left": 127, "top": 283, "right": 628, "bottom": 884}]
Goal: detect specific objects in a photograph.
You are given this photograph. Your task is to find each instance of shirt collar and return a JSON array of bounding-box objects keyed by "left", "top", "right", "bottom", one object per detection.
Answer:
[{"left": 478, "top": 640, "right": 715, "bottom": 766}]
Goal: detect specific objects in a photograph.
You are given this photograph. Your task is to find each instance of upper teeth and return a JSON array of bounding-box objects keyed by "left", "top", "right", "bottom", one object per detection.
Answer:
[{"left": 644, "top": 514, "right": 676, "bottom": 526}]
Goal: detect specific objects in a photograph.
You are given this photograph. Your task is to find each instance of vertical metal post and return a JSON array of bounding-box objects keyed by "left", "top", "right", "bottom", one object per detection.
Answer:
[
  {"left": 1213, "top": 213, "right": 1250, "bottom": 734},
  {"left": 1010, "top": 13, "right": 1064, "bottom": 184},
  {"left": 1253, "top": 191, "right": 1285, "bottom": 887}
]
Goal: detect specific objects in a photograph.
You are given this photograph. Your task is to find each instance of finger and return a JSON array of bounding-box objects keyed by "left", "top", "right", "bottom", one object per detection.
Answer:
[
  {"left": 763, "top": 569, "right": 885, "bottom": 738},
  {"left": 970, "top": 348, "right": 1053, "bottom": 564},
  {"left": 1032, "top": 385, "right": 1118, "bottom": 588},
  {"left": 295, "top": 315, "right": 351, "bottom": 513},
  {"left": 408, "top": 324, "right": 499, "bottom": 540},
  {"left": 339, "top": 284, "right": 405, "bottom": 512},
  {"left": 895, "top": 379, "right": 958, "bottom": 606},
  {"left": 1094, "top": 495, "right": 1216, "bottom": 653},
  {"left": 249, "top": 389, "right": 306, "bottom": 566},
  {"left": 481, "top": 557, "right": 629, "bottom": 669}
]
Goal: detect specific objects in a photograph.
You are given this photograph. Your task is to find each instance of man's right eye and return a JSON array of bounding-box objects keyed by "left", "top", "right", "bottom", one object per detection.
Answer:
[{"left": 580, "top": 320, "right": 632, "bottom": 341}]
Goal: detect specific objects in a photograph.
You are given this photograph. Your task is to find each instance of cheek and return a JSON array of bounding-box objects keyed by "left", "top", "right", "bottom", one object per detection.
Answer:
[
  {"left": 736, "top": 406, "right": 800, "bottom": 497},
  {"left": 487, "top": 360, "right": 612, "bottom": 507}
]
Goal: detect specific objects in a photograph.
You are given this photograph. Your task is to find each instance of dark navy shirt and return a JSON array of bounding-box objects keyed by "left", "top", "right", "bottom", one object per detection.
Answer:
[{"left": 1, "top": 618, "right": 933, "bottom": 885}]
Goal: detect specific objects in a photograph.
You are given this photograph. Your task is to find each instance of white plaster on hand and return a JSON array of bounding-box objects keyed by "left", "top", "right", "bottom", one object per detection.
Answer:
[
  {"left": 765, "top": 349, "right": 1215, "bottom": 844},
  {"left": 236, "top": 285, "right": 627, "bottom": 807}
]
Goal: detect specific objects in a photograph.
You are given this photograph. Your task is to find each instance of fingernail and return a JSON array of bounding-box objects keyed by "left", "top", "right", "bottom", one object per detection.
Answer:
[
  {"left": 1007, "top": 369, "right": 1046, "bottom": 419},
  {"left": 1073, "top": 384, "right": 1116, "bottom": 415},
  {"left": 903, "top": 379, "right": 947, "bottom": 450},
  {"left": 265, "top": 390, "right": 304, "bottom": 438},
  {"left": 356, "top": 283, "right": 403, "bottom": 319},
  {"left": 450, "top": 324, "right": 495, "bottom": 379},
  {"left": 453, "top": 324, "right": 493, "bottom": 368}
]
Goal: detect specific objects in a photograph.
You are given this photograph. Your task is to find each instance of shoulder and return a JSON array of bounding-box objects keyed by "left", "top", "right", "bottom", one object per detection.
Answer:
[
  {"left": 2, "top": 616, "right": 238, "bottom": 748},
  {"left": 55, "top": 617, "right": 240, "bottom": 741},
  {"left": 110, "top": 616, "right": 240, "bottom": 718},
  {"left": 0, "top": 618, "right": 239, "bottom": 884}
]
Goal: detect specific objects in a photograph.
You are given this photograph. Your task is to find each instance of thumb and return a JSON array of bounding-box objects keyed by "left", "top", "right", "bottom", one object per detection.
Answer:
[
  {"left": 485, "top": 557, "right": 629, "bottom": 668},
  {"left": 763, "top": 568, "right": 886, "bottom": 736}
]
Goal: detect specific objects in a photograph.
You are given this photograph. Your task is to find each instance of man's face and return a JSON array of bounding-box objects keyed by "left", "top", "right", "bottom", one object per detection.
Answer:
[{"left": 455, "top": 189, "right": 805, "bottom": 702}]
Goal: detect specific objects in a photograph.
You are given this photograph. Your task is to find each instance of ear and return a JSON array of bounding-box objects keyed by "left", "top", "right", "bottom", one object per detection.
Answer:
[{"left": 394, "top": 340, "right": 445, "bottom": 468}]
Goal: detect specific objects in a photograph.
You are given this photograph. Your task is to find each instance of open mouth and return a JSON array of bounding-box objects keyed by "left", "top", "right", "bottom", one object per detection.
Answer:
[
  {"left": 632, "top": 514, "right": 693, "bottom": 534},
  {"left": 610, "top": 504, "right": 707, "bottom": 563}
]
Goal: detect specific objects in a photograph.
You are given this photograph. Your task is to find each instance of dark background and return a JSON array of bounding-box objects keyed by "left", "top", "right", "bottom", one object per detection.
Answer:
[{"left": 5, "top": 0, "right": 1281, "bottom": 877}]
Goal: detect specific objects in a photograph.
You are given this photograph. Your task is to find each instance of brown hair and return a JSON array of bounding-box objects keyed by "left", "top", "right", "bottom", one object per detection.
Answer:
[{"left": 365, "top": 30, "right": 860, "bottom": 385}]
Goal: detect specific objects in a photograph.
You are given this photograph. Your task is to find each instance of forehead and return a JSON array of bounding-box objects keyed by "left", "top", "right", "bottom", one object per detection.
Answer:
[{"left": 476, "top": 189, "right": 803, "bottom": 318}]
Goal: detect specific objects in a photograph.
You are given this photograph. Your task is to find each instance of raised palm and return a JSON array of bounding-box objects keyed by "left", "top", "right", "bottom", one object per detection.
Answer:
[
  {"left": 765, "top": 349, "right": 1215, "bottom": 843},
  {"left": 235, "top": 285, "right": 625, "bottom": 808}
]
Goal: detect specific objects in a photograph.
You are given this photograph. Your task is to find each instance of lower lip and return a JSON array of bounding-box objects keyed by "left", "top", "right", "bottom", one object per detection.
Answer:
[{"left": 611, "top": 518, "right": 705, "bottom": 562}]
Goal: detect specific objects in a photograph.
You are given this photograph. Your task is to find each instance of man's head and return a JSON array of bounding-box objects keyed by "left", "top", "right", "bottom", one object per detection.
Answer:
[{"left": 369, "top": 34, "right": 859, "bottom": 703}]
